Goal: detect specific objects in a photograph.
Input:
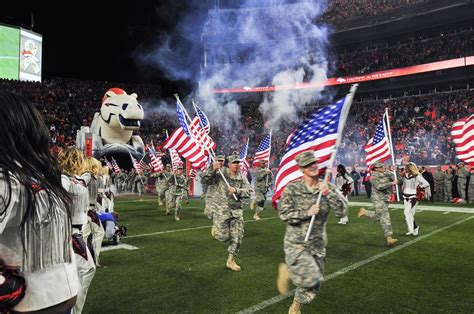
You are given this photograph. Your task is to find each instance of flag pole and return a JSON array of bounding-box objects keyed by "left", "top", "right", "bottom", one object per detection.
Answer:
[
  {"left": 168, "top": 149, "right": 178, "bottom": 185},
  {"left": 304, "top": 84, "right": 358, "bottom": 242},
  {"left": 265, "top": 129, "right": 272, "bottom": 186},
  {"left": 174, "top": 94, "right": 237, "bottom": 200},
  {"left": 384, "top": 108, "right": 400, "bottom": 202}
]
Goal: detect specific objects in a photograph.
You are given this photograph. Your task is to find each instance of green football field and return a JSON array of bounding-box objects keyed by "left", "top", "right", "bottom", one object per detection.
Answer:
[
  {"left": 0, "top": 25, "right": 20, "bottom": 80},
  {"left": 83, "top": 195, "right": 474, "bottom": 313}
]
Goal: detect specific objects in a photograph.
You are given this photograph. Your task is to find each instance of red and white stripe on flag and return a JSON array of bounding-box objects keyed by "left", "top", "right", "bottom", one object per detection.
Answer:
[
  {"left": 164, "top": 127, "right": 208, "bottom": 170},
  {"left": 189, "top": 117, "right": 216, "bottom": 150},
  {"left": 451, "top": 114, "right": 474, "bottom": 166},
  {"left": 169, "top": 148, "right": 183, "bottom": 170},
  {"left": 364, "top": 114, "right": 391, "bottom": 165}
]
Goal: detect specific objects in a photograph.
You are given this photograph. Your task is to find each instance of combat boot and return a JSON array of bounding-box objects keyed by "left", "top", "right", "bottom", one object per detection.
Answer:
[
  {"left": 226, "top": 254, "right": 241, "bottom": 272},
  {"left": 158, "top": 200, "right": 163, "bottom": 206},
  {"left": 387, "top": 236, "right": 398, "bottom": 246},
  {"left": 211, "top": 225, "right": 216, "bottom": 238},
  {"left": 276, "top": 262, "right": 290, "bottom": 295},
  {"left": 288, "top": 300, "right": 301, "bottom": 314},
  {"left": 253, "top": 212, "right": 261, "bottom": 221},
  {"left": 357, "top": 207, "right": 366, "bottom": 218}
]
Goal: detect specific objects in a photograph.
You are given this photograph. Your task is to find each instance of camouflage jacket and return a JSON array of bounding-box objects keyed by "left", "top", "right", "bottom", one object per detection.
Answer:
[
  {"left": 167, "top": 174, "right": 188, "bottom": 195},
  {"left": 370, "top": 171, "right": 396, "bottom": 201},
  {"left": 152, "top": 171, "right": 172, "bottom": 187},
  {"left": 201, "top": 167, "right": 251, "bottom": 217},
  {"left": 433, "top": 170, "right": 445, "bottom": 182},
  {"left": 278, "top": 179, "right": 347, "bottom": 250},
  {"left": 457, "top": 167, "right": 470, "bottom": 180},
  {"left": 444, "top": 172, "right": 453, "bottom": 184},
  {"left": 254, "top": 167, "right": 273, "bottom": 193},
  {"left": 134, "top": 174, "right": 147, "bottom": 185}
]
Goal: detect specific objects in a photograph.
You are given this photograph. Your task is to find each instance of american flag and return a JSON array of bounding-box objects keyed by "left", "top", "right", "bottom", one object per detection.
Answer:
[
  {"left": 148, "top": 143, "right": 164, "bottom": 172},
  {"left": 189, "top": 116, "right": 216, "bottom": 150},
  {"left": 111, "top": 157, "right": 121, "bottom": 173},
  {"left": 254, "top": 131, "right": 272, "bottom": 163},
  {"left": 139, "top": 159, "right": 150, "bottom": 172},
  {"left": 272, "top": 91, "right": 355, "bottom": 207},
  {"left": 364, "top": 113, "right": 391, "bottom": 165},
  {"left": 129, "top": 153, "right": 143, "bottom": 174},
  {"left": 239, "top": 139, "right": 250, "bottom": 177},
  {"left": 103, "top": 156, "right": 113, "bottom": 171},
  {"left": 451, "top": 114, "right": 474, "bottom": 166},
  {"left": 193, "top": 101, "right": 210, "bottom": 133},
  {"left": 164, "top": 127, "right": 208, "bottom": 170},
  {"left": 169, "top": 148, "right": 183, "bottom": 170}
]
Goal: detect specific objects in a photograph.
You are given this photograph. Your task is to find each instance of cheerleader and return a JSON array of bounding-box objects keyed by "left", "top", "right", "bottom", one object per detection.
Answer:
[{"left": 402, "top": 162, "right": 430, "bottom": 236}]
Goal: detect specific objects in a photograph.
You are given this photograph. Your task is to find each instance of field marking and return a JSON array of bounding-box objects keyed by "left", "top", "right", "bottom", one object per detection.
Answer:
[
  {"left": 443, "top": 211, "right": 450, "bottom": 215},
  {"left": 237, "top": 215, "right": 474, "bottom": 314},
  {"left": 350, "top": 201, "right": 474, "bottom": 214},
  {"left": 101, "top": 243, "right": 139, "bottom": 252},
  {"left": 127, "top": 216, "right": 278, "bottom": 239}
]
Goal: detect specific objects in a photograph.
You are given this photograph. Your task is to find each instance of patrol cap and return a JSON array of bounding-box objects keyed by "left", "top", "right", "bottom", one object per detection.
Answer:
[
  {"left": 295, "top": 151, "right": 318, "bottom": 167},
  {"left": 215, "top": 155, "right": 225, "bottom": 161},
  {"left": 227, "top": 154, "right": 240, "bottom": 163},
  {"left": 372, "top": 161, "right": 385, "bottom": 168},
  {"left": 176, "top": 165, "right": 183, "bottom": 169}
]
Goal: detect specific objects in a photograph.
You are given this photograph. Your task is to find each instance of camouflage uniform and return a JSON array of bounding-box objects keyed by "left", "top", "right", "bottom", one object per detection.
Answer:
[
  {"left": 278, "top": 179, "right": 347, "bottom": 304},
  {"left": 366, "top": 170, "right": 397, "bottom": 237},
  {"left": 201, "top": 163, "right": 251, "bottom": 256},
  {"left": 167, "top": 172, "right": 188, "bottom": 219},
  {"left": 444, "top": 170, "right": 453, "bottom": 202},
  {"left": 128, "top": 170, "right": 136, "bottom": 192},
  {"left": 433, "top": 169, "right": 445, "bottom": 201},
  {"left": 152, "top": 169, "right": 172, "bottom": 207},
  {"left": 457, "top": 164, "right": 470, "bottom": 202},
  {"left": 203, "top": 156, "right": 225, "bottom": 219},
  {"left": 253, "top": 166, "right": 274, "bottom": 214},
  {"left": 468, "top": 171, "right": 474, "bottom": 203},
  {"left": 134, "top": 173, "right": 147, "bottom": 196}
]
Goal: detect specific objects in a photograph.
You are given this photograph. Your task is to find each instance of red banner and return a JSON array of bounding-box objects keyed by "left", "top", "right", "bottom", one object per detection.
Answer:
[
  {"left": 85, "top": 133, "right": 93, "bottom": 158},
  {"left": 212, "top": 56, "right": 471, "bottom": 94}
]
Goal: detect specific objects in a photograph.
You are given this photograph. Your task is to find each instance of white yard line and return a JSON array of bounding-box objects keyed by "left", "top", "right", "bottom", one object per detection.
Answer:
[
  {"left": 126, "top": 217, "right": 278, "bottom": 239},
  {"left": 101, "top": 244, "right": 139, "bottom": 252},
  {"left": 237, "top": 215, "right": 474, "bottom": 314},
  {"left": 443, "top": 211, "right": 450, "bottom": 215},
  {"left": 350, "top": 201, "right": 474, "bottom": 214}
]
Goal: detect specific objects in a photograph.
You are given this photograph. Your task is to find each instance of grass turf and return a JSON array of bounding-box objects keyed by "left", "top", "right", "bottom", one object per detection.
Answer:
[{"left": 84, "top": 195, "right": 474, "bottom": 313}]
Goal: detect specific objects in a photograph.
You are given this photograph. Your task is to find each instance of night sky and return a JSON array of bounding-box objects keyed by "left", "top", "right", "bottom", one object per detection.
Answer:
[{"left": 1, "top": 2, "right": 194, "bottom": 96}]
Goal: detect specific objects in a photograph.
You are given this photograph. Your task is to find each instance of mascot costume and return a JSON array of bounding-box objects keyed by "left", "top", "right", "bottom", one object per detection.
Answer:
[{"left": 76, "top": 88, "right": 145, "bottom": 166}]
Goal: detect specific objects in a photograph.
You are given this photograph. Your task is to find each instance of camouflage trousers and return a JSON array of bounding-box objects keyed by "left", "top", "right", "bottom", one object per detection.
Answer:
[
  {"left": 365, "top": 199, "right": 393, "bottom": 237},
  {"left": 434, "top": 182, "right": 444, "bottom": 201},
  {"left": 156, "top": 186, "right": 168, "bottom": 204},
  {"left": 136, "top": 183, "right": 144, "bottom": 196},
  {"left": 165, "top": 189, "right": 174, "bottom": 209},
  {"left": 169, "top": 193, "right": 185, "bottom": 217},
  {"left": 469, "top": 184, "right": 474, "bottom": 202},
  {"left": 458, "top": 180, "right": 467, "bottom": 201},
  {"left": 254, "top": 191, "right": 267, "bottom": 213},
  {"left": 445, "top": 184, "right": 452, "bottom": 202},
  {"left": 285, "top": 245, "right": 324, "bottom": 304},
  {"left": 214, "top": 214, "right": 244, "bottom": 256}
]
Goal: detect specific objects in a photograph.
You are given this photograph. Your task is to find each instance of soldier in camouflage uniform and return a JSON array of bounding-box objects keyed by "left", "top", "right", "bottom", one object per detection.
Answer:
[
  {"left": 250, "top": 160, "right": 273, "bottom": 221},
  {"left": 128, "top": 169, "right": 136, "bottom": 193},
  {"left": 167, "top": 166, "right": 188, "bottom": 221},
  {"left": 433, "top": 166, "right": 445, "bottom": 201},
  {"left": 203, "top": 155, "right": 225, "bottom": 221},
  {"left": 201, "top": 154, "right": 251, "bottom": 272},
  {"left": 358, "top": 161, "right": 399, "bottom": 246},
  {"left": 152, "top": 164, "right": 173, "bottom": 213},
  {"left": 444, "top": 167, "right": 454, "bottom": 202},
  {"left": 134, "top": 171, "right": 147, "bottom": 197},
  {"left": 276, "top": 151, "right": 347, "bottom": 314},
  {"left": 457, "top": 162, "right": 470, "bottom": 203},
  {"left": 468, "top": 167, "right": 474, "bottom": 203}
]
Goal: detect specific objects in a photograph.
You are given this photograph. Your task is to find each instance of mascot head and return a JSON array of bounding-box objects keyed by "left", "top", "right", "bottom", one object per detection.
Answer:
[{"left": 100, "top": 88, "right": 144, "bottom": 131}]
